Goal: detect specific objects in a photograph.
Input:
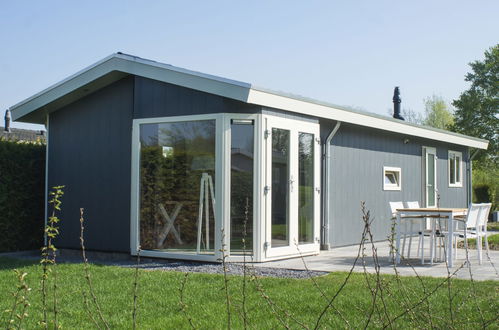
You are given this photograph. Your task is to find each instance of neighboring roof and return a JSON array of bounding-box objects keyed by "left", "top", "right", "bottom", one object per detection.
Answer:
[
  {"left": 9, "top": 53, "right": 488, "bottom": 150},
  {"left": 0, "top": 127, "right": 46, "bottom": 143}
]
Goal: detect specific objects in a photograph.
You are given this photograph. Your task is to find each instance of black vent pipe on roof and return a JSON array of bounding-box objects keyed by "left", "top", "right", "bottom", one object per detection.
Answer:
[
  {"left": 393, "top": 87, "right": 404, "bottom": 120},
  {"left": 4, "top": 109, "right": 11, "bottom": 132}
]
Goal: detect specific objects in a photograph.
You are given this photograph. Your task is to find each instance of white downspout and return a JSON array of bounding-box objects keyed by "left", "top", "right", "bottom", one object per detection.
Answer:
[
  {"left": 322, "top": 121, "right": 341, "bottom": 250},
  {"left": 44, "top": 114, "right": 49, "bottom": 246}
]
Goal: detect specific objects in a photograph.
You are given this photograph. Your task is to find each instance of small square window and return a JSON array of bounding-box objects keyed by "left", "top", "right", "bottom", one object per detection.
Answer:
[
  {"left": 448, "top": 151, "right": 463, "bottom": 187},
  {"left": 383, "top": 167, "right": 401, "bottom": 191}
]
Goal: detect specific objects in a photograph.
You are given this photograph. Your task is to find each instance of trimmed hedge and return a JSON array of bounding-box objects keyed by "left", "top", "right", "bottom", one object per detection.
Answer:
[{"left": 0, "top": 139, "right": 45, "bottom": 252}]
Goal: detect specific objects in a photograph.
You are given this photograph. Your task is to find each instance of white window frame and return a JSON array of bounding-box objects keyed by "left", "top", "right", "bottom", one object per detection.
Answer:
[
  {"left": 383, "top": 166, "right": 402, "bottom": 191},
  {"left": 448, "top": 150, "right": 463, "bottom": 188},
  {"left": 130, "top": 113, "right": 265, "bottom": 262},
  {"left": 130, "top": 113, "right": 224, "bottom": 262}
]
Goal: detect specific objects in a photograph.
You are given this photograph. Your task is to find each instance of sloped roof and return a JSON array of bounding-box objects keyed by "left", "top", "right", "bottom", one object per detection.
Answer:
[{"left": 9, "top": 53, "right": 488, "bottom": 149}]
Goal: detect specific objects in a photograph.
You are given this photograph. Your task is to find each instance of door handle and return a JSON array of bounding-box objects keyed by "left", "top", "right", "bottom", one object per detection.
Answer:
[{"left": 289, "top": 176, "right": 295, "bottom": 192}]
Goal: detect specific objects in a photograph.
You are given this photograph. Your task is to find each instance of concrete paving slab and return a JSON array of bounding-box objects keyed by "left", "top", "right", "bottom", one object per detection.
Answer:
[{"left": 255, "top": 239, "right": 499, "bottom": 281}]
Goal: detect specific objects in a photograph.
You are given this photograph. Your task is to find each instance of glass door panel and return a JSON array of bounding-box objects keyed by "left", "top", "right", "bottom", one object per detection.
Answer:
[
  {"left": 425, "top": 147, "right": 437, "bottom": 208},
  {"left": 230, "top": 120, "right": 254, "bottom": 255},
  {"left": 271, "top": 128, "right": 290, "bottom": 247},
  {"left": 298, "top": 132, "right": 315, "bottom": 244}
]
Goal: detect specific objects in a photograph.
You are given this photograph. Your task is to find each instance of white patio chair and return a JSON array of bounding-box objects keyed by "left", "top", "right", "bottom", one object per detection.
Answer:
[
  {"left": 389, "top": 201, "right": 404, "bottom": 258},
  {"left": 465, "top": 203, "right": 492, "bottom": 264},
  {"left": 402, "top": 201, "right": 424, "bottom": 259},
  {"left": 404, "top": 201, "right": 437, "bottom": 263},
  {"left": 389, "top": 201, "right": 417, "bottom": 259},
  {"left": 439, "top": 203, "right": 489, "bottom": 264}
]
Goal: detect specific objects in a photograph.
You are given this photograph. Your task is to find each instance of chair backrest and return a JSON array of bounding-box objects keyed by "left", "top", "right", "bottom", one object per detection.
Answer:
[
  {"left": 464, "top": 204, "right": 482, "bottom": 229},
  {"left": 477, "top": 203, "right": 492, "bottom": 230},
  {"left": 389, "top": 201, "right": 404, "bottom": 217},
  {"left": 405, "top": 201, "right": 420, "bottom": 209}
]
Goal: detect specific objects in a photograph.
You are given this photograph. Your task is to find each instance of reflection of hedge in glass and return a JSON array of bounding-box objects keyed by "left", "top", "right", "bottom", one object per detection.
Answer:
[
  {"left": 139, "top": 121, "right": 216, "bottom": 253},
  {"left": 299, "top": 133, "right": 314, "bottom": 243},
  {"left": 230, "top": 171, "right": 253, "bottom": 251}
]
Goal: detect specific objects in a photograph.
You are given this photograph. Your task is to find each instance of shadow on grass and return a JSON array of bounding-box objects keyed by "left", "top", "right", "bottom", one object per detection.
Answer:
[{"left": 0, "top": 256, "right": 39, "bottom": 270}]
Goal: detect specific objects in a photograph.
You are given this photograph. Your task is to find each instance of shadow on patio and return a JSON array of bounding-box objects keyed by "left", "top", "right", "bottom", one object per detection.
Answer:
[{"left": 255, "top": 240, "right": 499, "bottom": 281}]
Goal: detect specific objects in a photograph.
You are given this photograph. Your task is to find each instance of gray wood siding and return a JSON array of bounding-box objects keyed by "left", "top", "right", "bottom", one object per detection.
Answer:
[
  {"left": 46, "top": 73, "right": 470, "bottom": 253},
  {"left": 326, "top": 123, "right": 468, "bottom": 247},
  {"left": 48, "top": 77, "right": 134, "bottom": 252},
  {"left": 133, "top": 76, "right": 260, "bottom": 118}
]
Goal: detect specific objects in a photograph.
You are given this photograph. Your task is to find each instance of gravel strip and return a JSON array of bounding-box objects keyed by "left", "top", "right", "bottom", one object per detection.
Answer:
[
  {"left": 119, "top": 261, "right": 328, "bottom": 279},
  {"left": 1, "top": 250, "right": 328, "bottom": 279}
]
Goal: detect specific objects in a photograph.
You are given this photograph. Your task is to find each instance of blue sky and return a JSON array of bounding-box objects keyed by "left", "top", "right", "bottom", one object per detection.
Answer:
[{"left": 1, "top": 1, "right": 498, "bottom": 130}]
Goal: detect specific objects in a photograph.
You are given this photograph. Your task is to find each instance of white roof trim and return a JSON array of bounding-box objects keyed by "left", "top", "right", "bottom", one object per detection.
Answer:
[
  {"left": 247, "top": 89, "right": 488, "bottom": 149},
  {"left": 9, "top": 53, "right": 488, "bottom": 150}
]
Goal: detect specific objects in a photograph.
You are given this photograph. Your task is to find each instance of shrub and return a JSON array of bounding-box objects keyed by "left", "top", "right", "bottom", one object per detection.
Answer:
[
  {"left": 472, "top": 164, "right": 498, "bottom": 213},
  {"left": 0, "top": 139, "right": 45, "bottom": 252}
]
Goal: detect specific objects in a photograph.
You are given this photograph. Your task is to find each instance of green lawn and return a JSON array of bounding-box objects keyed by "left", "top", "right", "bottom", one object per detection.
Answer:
[
  {"left": 458, "top": 233, "right": 499, "bottom": 250},
  {"left": 488, "top": 222, "right": 499, "bottom": 232},
  {"left": 0, "top": 257, "right": 498, "bottom": 329}
]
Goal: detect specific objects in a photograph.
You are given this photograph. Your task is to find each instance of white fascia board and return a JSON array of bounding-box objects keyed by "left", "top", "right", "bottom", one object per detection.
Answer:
[
  {"left": 111, "top": 55, "right": 251, "bottom": 102},
  {"left": 247, "top": 89, "right": 489, "bottom": 150},
  {"left": 10, "top": 53, "right": 252, "bottom": 121},
  {"left": 112, "top": 53, "right": 251, "bottom": 90},
  {"left": 10, "top": 55, "right": 119, "bottom": 121}
]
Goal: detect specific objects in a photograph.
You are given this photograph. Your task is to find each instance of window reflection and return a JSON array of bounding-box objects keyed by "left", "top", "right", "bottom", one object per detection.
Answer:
[
  {"left": 230, "top": 121, "right": 254, "bottom": 255},
  {"left": 271, "top": 128, "right": 290, "bottom": 247},
  {"left": 139, "top": 120, "right": 216, "bottom": 254},
  {"left": 298, "top": 133, "right": 314, "bottom": 244}
]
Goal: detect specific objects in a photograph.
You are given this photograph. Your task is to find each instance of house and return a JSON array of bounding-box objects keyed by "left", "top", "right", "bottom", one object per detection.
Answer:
[
  {"left": 9, "top": 53, "right": 488, "bottom": 262},
  {"left": 1, "top": 127, "right": 46, "bottom": 143}
]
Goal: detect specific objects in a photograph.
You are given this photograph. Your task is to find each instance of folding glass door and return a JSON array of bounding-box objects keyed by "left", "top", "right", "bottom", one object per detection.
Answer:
[{"left": 264, "top": 116, "right": 320, "bottom": 258}]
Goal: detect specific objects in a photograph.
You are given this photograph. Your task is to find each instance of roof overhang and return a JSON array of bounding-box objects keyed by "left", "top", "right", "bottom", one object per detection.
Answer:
[{"left": 9, "top": 53, "right": 488, "bottom": 150}]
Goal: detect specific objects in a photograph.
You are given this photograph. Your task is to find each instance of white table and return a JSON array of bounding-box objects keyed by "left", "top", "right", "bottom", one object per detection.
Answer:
[{"left": 395, "top": 208, "right": 467, "bottom": 267}]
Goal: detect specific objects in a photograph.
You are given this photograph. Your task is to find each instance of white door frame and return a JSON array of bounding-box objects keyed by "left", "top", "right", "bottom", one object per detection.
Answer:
[
  {"left": 423, "top": 146, "right": 438, "bottom": 208},
  {"left": 222, "top": 113, "right": 262, "bottom": 261},
  {"left": 263, "top": 115, "right": 321, "bottom": 259}
]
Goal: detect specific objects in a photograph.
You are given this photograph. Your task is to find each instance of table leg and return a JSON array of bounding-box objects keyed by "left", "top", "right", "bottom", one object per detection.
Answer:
[
  {"left": 421, "top": 219, "right": 425, "bottom": 264},
  {"left": 447, "top": 212, "right": 453, "bottom": 268},
  {"left": 395, "top": 213, "right": 401, "bottom": 264},
  {"left": 430, "top": 218, "right": 435, "bottom": 265}
]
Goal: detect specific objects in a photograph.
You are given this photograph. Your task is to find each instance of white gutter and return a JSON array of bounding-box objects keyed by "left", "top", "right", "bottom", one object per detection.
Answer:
[
  {"left": 322, "top": 121, "right": 341, "bottom": 250},
  {"left": 247, "top": 89, "right": 488, "bottom": 150}
]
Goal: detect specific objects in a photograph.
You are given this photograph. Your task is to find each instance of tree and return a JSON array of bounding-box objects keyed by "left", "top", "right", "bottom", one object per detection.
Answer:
[
  {"left": 452, "top": 44, "right": 499, "bottom": 166},
  {"left": 423, "top": 95, "right": 454, "bottom": 129},
  {"left": 386, "top": 97, "right": 454, "bottom": 129},
  {"left": 401, "top": 108, "right": 424, "bottom": 125},
  {"left": 386, "top": 107, "right": 424, "bottom": 124}
]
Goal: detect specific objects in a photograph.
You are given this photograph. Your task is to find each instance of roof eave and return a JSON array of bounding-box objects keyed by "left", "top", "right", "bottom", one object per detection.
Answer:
[
  {"left": 10, "top": 54, "right": 252, "bottom": 123},
  {"left": 247, "top": 88, "right": 489, "bottom": 150},
  {"left": 9, "top": 53, "right": 489, "bottom": 150}
]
